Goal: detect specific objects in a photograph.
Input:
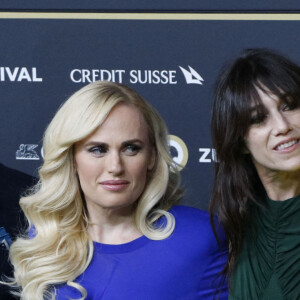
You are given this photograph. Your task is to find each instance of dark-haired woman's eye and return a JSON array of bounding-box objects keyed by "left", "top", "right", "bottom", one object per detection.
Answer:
[
  {"left": 281, "top": 101, "right": 299, "bottom": 111},
  {"left": 250, "top": 113, "right": 267, "bottom": 125}
]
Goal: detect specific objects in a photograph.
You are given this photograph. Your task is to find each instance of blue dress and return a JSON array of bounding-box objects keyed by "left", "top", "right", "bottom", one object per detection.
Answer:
[{"left": 55, "top": 205, "right": 228, "bottom": 299}]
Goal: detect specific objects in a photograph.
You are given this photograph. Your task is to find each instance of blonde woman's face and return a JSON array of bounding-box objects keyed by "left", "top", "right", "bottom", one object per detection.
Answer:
[{"left": 74, "top": 104, "right": 155, "bottom": 215}]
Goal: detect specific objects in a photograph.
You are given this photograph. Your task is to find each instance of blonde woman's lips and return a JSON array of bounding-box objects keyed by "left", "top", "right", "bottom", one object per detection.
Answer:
[{"left": 99, "top": 180, "right": 130, "bottom": 191}]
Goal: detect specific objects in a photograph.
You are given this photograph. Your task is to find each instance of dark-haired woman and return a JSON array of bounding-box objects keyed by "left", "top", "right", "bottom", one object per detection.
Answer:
[{"left": 210, "top": 48, "right": 300, "bottom": 300}]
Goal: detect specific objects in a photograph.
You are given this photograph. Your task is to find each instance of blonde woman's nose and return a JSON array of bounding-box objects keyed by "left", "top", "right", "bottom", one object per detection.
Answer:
[{"left": 107, "top": 151, "right": 124, "bottom": 175}]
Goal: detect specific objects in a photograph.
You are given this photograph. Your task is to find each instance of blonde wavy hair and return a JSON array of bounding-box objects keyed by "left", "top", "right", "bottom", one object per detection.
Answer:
[{"left": 8, "top": 81, "right": 182, "bottom": 299}]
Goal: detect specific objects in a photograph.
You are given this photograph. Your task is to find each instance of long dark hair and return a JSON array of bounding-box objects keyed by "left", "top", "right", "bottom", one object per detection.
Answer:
[{"left": 210, "top": 48, "right": 300, "bottom": 277}]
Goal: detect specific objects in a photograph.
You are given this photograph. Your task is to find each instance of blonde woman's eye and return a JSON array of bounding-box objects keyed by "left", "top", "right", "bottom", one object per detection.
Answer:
[
  {"left": 88, "top": 145, "right": 107, "bottom": 156},
  {"left": 123, "top": 144, "right": 141, "bottom": 155}
]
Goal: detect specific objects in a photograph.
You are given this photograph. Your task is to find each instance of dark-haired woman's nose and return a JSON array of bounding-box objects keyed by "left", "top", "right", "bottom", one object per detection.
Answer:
[{"left": 272, "top": 112, "right": 291, "bottom": 136}]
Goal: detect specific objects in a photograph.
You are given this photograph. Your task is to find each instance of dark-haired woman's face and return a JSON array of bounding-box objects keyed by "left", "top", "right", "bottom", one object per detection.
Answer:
[{"left": 244, "top": 88, "right": 300, "bottom": 178}]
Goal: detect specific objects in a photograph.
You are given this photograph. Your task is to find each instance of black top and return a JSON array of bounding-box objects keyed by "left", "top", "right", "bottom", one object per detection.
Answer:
[{"left": 0, "top": 163, "right": 36, "bottom": 299}]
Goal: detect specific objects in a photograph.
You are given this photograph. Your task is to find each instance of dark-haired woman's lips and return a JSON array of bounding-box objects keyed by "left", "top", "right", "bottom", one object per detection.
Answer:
[
  {"left": 99, "top": 180, "right": 130, "bottom": 191},
  {"left": 273, "top": 138, "right": 299, "bottom": 153}
]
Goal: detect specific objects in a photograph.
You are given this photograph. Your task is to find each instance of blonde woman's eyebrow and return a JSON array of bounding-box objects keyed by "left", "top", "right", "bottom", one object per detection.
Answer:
[
  {"left": 83, "top": 139, "right": 145, "bottom": 148},
  {"left": 121, "top": 139, "right": 144, "bottom": 146}
]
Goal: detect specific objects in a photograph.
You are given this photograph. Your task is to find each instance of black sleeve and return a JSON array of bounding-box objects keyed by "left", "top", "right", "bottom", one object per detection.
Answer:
[{"left": 0, "top": 163, "right": 36, "bottom": 299}]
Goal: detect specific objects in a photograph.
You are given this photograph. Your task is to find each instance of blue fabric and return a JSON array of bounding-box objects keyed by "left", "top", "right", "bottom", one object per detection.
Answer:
[{"left": 55, "top": 205, "right": 228, "bottom": 299}]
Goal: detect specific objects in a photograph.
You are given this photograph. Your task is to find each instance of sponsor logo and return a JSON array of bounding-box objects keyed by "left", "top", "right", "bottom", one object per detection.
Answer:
[
  {"left": 70, "top": 69, "right": 126, "bottom": 83},
  {"left": 179, "top": 65, "right": 204, "bottom": 85},
  {"left": 199, "top": 148, "right": 218, "bottom": 163},
  {"left": 168, "top": 135, "right": 188, "bottom": 171},
  {"left": 16, "top": 144, "right": 40, "bottom": 160},
  {"left": 0, "top": 67, "right": 42, "bottom": 82},
  {"left": 129, "top": 70, "right": 177, "bottom": 84},
  {"left": 70, "top": 66, "right": 203, "bottom": 86}
]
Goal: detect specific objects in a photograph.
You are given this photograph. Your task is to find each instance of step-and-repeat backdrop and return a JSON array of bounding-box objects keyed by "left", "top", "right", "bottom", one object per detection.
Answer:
[{"left": 1, "top": 13, "right": 300, "bottom": 209}]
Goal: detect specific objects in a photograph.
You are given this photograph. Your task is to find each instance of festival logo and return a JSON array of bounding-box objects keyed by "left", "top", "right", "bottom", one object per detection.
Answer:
[
  {"left": 0, "top": 67, "right": 43, "bottom": 82},
  {"left": 168, "top": 135, "right": 188, "bottom": 171}
]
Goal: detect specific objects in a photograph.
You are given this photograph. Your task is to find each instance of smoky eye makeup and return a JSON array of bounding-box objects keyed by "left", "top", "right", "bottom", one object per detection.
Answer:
[
  {"left": 87, "top": 143, "right": 108, "bottom": 155},
  {"left": 84, "top": 140, "right": 145, "bottom": 156},
  {"left": 122, "top": 141, "right": 143, "bottom": 155}
]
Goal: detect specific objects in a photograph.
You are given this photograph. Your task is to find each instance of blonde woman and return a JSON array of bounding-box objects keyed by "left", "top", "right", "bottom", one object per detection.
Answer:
[{"left": 7, "top": 81, "right": 227, "bottom": 299}]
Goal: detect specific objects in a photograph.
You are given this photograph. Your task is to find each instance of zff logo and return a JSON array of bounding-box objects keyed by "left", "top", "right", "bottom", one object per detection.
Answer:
[
  {"left": 199, "top": 148, "right": 218, "bottom": 163},
  {"left": 179, "top": 66, "right": 204, "bottom": 85}
]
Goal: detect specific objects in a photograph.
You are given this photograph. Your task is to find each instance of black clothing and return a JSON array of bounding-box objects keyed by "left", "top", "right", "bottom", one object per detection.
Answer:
[{"left": 0, "top": 163, "right": 36, "bottom": 299}]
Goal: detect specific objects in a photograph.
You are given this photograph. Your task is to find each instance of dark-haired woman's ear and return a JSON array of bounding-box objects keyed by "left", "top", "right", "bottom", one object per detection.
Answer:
[
  {"left": 243, "top": 147, "right": 250, "bottom": 154},
  {"left": 242, "top": 140, "right": 250, "bottom": 154}
]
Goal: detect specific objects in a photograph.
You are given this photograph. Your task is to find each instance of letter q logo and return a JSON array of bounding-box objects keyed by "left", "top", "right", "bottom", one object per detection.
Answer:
[{"left": 168, "top": 135, "right": 188, "bottom": 171}]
